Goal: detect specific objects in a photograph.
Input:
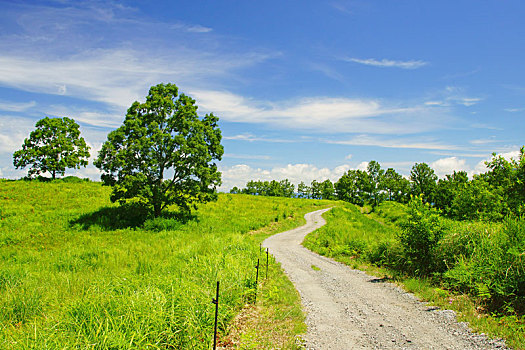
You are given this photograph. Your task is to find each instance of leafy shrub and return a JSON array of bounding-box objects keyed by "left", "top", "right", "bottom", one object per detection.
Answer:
[{"left": 398, "top": 196, "right": 447, "bottom": 275}]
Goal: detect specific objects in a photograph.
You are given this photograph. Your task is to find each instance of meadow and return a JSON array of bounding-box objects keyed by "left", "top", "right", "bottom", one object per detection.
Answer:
[
  {"left": 304, "top": 201, "right": 525, "bottom": 349},
  {"left": 0, "top": 179, "right": 333, "bottom": 349}
]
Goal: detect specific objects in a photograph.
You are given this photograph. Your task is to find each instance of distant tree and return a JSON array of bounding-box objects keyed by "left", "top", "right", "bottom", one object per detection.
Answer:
[
  {"left": 310, "top": 180, "right": 322, "bottom": 199},
  {"left": 230, "top": 186, "right": 241, "bottom": 194},
  {"left": 243, "top": 180, "right": 259, "bottom": 195},
  {"left": 335, "top": 170, "right": 367, "bottom": 206},
  {"left": 434, "top": 171, "right": 468, "bottom": 215},
  {"left": 297, "top": 181, "right": 311, "bottom": 198},
  {"left": 410, "top": 163, "right": 437, "bottom": 204},
  {"left": 279, "top": 179, "right": 295, "bottom": 197},
  {"left": 320, "top": 179, "right": 336, "bottom": 200},
  {"left": 95, "top": 83, "right": 223, "bottom": 217},
  {"left": 482, "top": 147, "right": 525, "bottom": 215},
  {"left": 366, "top": 160, "right": 385, "bottom": 207},
  {"left": 381, "top": 168, "right": 410, "bottom": 203},
  {"left": 13, "top": 117, "right": 90, "bottom": 179}
]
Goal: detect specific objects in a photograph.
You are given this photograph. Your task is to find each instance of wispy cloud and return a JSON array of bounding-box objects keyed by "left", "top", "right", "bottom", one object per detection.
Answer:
[
  {"left": 223, "top": 153, "right": 272, "bottom": 160},
  {"left": 344, "top": 57, "right": 428, "bottom": 69},
  {"left": 223, "top": 133, "right": 295, "bottom": 143},
  {"left": 469, "top": 137, "right": 500, "bottom": 145},
  {"left": 326, "top": 134, "right": 460, "bottom": 151},
  {"left": 172, "top": 23, "right": 213, "bottom": 33},
  {"left": 0, "top": 2, "right": 275, "bottom": 119},
  {"left": 0, "top": 100, "right": 36, "bottom": 112},
  {"left": 504, "top": 107, "right": 525, "bottom": 112},
  {"left": 0, "top": 48, "right": 273, "bottom": 113},
  {"left": 193, "top": 90, "right": 450, "bottom": 135},
  {"left": 424, "top": 86, "right": 482, "bottom": 108}
]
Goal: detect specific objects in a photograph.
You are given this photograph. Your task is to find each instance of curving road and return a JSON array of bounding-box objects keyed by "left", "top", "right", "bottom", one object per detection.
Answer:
[{"left": 263, "top": 208, "right": 508, "bottom": 350}]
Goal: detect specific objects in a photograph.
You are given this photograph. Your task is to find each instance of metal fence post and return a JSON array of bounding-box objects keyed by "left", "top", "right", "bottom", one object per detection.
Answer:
[
  {"left": 266, "top": 248, "right": 269, "bottom": 279},
  {"left": 212, "top": 281, "right": 219, "bottom": 350},
  {"left": 254, "top": 258, "right": 259, "bottom": 303}
]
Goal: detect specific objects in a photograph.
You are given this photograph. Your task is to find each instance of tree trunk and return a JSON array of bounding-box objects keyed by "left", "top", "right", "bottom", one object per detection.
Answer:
[{"left": 52, "top": 170, "right": 56, "bottom": 179}]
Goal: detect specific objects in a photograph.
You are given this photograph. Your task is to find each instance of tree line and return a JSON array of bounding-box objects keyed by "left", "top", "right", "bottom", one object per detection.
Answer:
[{"left": 232, "top": 150, "right": 525, "bottom": 222}]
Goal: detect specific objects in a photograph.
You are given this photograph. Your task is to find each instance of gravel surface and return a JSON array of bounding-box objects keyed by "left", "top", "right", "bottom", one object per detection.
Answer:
[{"left": 263, "top": 208, "right": 509, "bottom": 350}]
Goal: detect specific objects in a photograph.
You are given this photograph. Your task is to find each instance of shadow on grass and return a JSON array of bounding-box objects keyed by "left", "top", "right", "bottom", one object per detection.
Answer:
[{"left": 70, "top": 205, "right": 196, "bottom": 231}]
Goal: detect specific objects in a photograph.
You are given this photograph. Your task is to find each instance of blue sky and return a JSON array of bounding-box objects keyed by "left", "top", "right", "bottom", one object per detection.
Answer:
[{"left": 0, "top": 0, "right": 524, "bottom": 190}]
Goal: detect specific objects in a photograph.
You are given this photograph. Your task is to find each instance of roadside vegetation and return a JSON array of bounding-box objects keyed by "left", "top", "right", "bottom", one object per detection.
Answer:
[
  {"left": 0, "top": 179, "right": 333, "bottom": 349},
  {"left": 304, "top": 200, "right": 525, "bottom": 349}
]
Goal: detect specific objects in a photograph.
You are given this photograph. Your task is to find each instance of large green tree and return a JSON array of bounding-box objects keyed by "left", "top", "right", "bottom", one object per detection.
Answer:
[
  {"left": 13, "top": 117, "right": 90, "bottom": 179},
  {"left": 94, "top": 83, "right": 223, "bottom": 217}
]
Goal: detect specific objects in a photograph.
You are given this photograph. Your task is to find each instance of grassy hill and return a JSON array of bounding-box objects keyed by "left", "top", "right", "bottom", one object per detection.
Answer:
[{"left": 0, "top": 179, "right": 334, "bottom": 349}]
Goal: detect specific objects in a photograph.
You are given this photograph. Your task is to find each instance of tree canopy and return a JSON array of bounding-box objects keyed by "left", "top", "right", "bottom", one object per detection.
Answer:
[
  {"left": 94, "top": 83, "right": 223, "bottom": 217},
  {"left": 13, "top": 117, "right": 90, "bottom": 179}
]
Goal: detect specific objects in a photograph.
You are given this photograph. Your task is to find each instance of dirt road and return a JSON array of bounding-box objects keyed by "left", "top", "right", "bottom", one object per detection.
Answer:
[{"left": 263, "top": 208, "right": 508, "bottom": 349}]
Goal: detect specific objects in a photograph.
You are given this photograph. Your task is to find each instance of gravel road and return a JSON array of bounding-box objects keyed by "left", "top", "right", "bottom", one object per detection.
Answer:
[{"left": 263, "top": 208, "right": 509, "bottom": 350}]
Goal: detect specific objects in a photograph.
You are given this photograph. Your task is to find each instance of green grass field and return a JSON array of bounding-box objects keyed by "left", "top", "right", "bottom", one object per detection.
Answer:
[{"left": 0, "top": 179, "right": 333, "bottom": 349}]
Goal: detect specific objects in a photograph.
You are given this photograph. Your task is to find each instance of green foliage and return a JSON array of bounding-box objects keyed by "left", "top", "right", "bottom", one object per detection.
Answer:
[
  {"left": 0, "top": 181, "right": 327, "bottom": 348},
  {"left": 482, "top": 146, "right": 525, "bottom": 216},
  {"left": 334, "top": 169, "right": 369, "bottom": 205},
  {"left": 381, "top": 168, "right": 411, "bottom": 203},
  {"left": 241, "top": 179, "right": 295, "bottom": 197},
  {"left": 410, "top": 162, "right": 437, "bottom": 204},
  {"left": 443, "top": 217, "right": 525, "bottom": 312},
  {"left": 434, "top": 171, "right": 469, "bottom": 215},
  {"left": 303, "top": 204, "right": 401, "bottom": 268},
  {"left": 398, "top": 196, "right": 447, "bottom": 275},
  {"left": 95, "top": 83, "right": 224, "bottom": 217},
  {"left": 450, "top": 179, "right": 507, "bottom": 221},
  {"left": 12, "top": 117, "right": 90, "bottom": 179}
]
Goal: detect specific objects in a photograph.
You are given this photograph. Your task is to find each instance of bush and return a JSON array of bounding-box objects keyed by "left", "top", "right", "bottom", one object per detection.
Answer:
[{"left": 398, "top": 196, "right": 447, "bottom": 275}]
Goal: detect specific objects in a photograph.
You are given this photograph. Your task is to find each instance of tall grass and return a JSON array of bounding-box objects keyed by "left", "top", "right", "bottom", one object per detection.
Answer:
[
  {"left": 0, "top": 179, "right": 330, "bottom": 349},
  {"left": 303, "top": 204, "right": 400, "bottom": 267}
]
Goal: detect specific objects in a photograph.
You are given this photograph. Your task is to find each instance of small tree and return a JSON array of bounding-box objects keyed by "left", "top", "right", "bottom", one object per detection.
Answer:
[
  {"left": 95, "top": 83, "right": 223, "bottom": 217},
  {"left": 13, "top": 117, "right": 90, "bottom": 179}
]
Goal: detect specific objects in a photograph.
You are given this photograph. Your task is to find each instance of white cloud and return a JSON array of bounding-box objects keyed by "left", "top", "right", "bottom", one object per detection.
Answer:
[
  {"left": 0, "top": 100, "right": 36, "bottom": 112},
  {"left": 0, "top": 116, "right": 35, "bottom": 153},
  {"left": 0, "top": 48, "right": 272, "bottom": 113},
  {"left": 223, "top": 153, "right": 272, "bottom": 160},
  {"left": 469, "top": 137, "right": 499, "bottom": 145},
  {"left": 219, "top": 163, "right": 351, "bottom": 191},
  {"left": 223, "top": 133, "right": 295, "bottom": 143},
  {"left": 504, "top": 107, "right": 525, "bottom": 112},
  {"left": 193, "top": 90, "right": 449, "bottom": 135},
  {"left": 328, "top": 134, "right": 459, "bottom": 151},
  {"left": 431, "top": 157, "right": 468, "bottom": 178},
  {"left": 356, "top": 161, "right": 369, "bottom": 171},
  {"left": 185, "top": 25, "right": 213, "bottom": 33},
  {"left": 344, "top": 57, "right": 428, "bottom": 69}
]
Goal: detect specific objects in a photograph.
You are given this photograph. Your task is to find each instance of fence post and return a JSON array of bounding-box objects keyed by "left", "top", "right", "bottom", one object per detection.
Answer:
[
  {"left": 266, "top": 248, "right": 269, "bottom": 279},
  {"left": 254, "top": 258, "right": 259, "bottom": 303},
  {"left": 212, "top": 281, "right": 220, "bottom": 350}
]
